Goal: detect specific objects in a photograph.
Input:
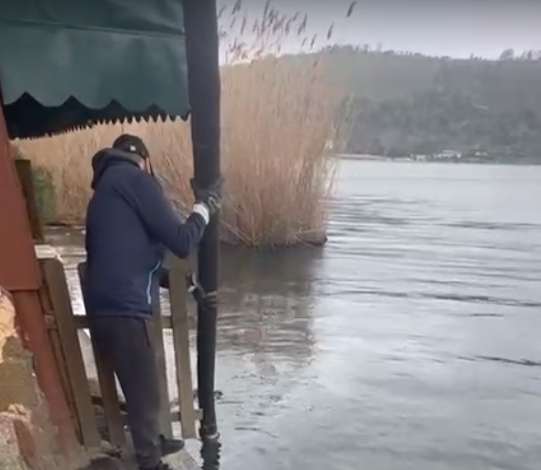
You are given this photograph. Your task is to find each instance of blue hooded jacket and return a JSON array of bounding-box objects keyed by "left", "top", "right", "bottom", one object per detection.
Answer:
[{"left": 83, "top": 148, "right": 206, "bottom": 317}]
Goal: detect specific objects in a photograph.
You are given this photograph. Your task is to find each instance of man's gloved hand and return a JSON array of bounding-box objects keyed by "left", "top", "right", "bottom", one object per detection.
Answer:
[
  {"left": 190, "top": 177, "right": 223, "bottom": 217},
  {"left": 187, "top": 272, "right": 218, "bottom": 311},
  {"left": 197, "top": 290, "right": 218, "bottom": 311}
]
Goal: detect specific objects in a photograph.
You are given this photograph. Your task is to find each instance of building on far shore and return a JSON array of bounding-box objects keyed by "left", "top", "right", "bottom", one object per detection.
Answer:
[
  {"left": 325, "top": 139, "right": 334, "bottom": 151},
  {"left": 434, "top": 149, "right": 462, "bottom": 160},
  {"left": 410, "top": 150, "right": 462, "bottom": 161}
]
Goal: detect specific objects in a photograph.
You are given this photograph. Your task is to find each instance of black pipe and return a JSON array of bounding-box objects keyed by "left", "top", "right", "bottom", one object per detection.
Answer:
[{"left": 182, "top": 0, "right": 221, "bottom": 449}]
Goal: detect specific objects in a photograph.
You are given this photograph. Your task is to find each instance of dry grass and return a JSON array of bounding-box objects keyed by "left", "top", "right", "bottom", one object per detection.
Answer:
[{"left": 15, "top": 1, "right": 351, "bottom": 247}]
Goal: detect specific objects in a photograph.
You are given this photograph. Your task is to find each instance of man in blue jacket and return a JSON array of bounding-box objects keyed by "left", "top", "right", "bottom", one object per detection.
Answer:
[{"left": 84, "top": 134, "right": 220, "bottom": 470}]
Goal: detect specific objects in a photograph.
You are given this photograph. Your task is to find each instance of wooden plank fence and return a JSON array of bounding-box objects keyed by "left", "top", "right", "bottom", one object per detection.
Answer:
[{"left": 38, "top": 256, "right": 200, "bottom": 454}]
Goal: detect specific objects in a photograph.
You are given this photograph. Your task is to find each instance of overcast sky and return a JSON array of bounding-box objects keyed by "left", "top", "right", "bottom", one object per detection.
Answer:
[{"left": 219, "top": 0, "right": 541, "bottom": 59}]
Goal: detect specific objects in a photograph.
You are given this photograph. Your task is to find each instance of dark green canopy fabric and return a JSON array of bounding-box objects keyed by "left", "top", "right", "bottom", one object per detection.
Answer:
[{"left": 0, "top": 0, "right": 190, "bottom": 138}]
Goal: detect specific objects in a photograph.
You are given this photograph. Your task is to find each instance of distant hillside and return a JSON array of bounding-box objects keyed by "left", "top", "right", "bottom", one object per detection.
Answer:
[{"left": 308, "top": 46, "right": 541, "bottom": 162}]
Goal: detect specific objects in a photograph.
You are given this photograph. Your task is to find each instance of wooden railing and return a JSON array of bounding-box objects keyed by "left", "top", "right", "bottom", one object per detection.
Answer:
[{"left": 38, "top": 256, "right": 199, "bottom": 453}]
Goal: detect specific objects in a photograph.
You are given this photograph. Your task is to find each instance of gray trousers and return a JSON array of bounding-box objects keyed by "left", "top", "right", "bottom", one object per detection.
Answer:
[{"left": 89, "top": 316, "right": 161, "bottom": 469}]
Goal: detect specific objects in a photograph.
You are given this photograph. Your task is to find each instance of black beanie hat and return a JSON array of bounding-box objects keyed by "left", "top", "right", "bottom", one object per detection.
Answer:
[{"left": 112, "top": 134, "right": 150, "bottom": 159}]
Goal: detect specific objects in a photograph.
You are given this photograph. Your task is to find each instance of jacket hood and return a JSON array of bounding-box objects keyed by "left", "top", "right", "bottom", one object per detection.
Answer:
[{"left": 90, "top": 148, "right": 142, "bottom": 189}]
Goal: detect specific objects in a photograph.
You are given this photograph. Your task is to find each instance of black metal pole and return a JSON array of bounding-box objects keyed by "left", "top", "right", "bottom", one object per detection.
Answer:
[{"left": 182, "top": 0, "right": 221, "bottom": 452}]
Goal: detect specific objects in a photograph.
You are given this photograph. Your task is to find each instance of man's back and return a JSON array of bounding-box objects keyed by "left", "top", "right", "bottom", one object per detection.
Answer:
[
  {"left": 85, "top": 157, "right": 161, "bottom": 316},
  {"left": 84, "top": 148, "right": 206, "bottom": 317}
]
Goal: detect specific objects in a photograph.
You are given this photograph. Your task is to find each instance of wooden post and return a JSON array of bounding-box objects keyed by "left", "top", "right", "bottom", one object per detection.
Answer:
[
  {"left": 150, "top": 294, "right": 174, "bottom": 439},
  {"left": 40, "top": 258, "right": 101, "bottom": 449},
  {"left": 14, "top": 159, "right": 45, "bottom": 243},
  {"left": 0, "top": 93, "right": 79, "bottom": 461},
  {"left": 168, "top": 259, "right": 197, "bottom": 438}
]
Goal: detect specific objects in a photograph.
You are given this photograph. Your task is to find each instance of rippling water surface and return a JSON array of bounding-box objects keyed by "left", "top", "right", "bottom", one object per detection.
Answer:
[{"left": 49, "top": 161, "right": 541, "bottom": 470}]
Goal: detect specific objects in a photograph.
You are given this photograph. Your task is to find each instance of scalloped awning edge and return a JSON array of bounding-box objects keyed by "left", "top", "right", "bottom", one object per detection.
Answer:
[{"left": 0, "top": 0, "right": 190, "bottom": 139}]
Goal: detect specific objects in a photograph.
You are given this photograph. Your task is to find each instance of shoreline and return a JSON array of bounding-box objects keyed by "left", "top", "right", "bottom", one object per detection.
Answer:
[
  {"left": 44, "top": 224, "right": 329, "bottom": 249},
  {"left": 336, "top": 154, "right": 541, "bottom": 165}
]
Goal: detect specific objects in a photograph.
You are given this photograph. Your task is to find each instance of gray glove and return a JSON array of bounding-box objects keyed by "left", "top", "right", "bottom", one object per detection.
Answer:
[{"left": 190, "top": 177, "right": 223, "bottom": 217}]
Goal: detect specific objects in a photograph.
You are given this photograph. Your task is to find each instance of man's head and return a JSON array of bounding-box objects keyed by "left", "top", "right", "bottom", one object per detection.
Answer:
[{"left": 112, "top": 134, "right": 153, "bottom": 174}]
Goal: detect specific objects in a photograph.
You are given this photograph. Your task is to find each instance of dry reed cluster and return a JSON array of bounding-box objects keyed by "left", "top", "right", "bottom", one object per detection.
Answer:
[{"left": 16, "top": 1, "right": 352, "bottom": 247}]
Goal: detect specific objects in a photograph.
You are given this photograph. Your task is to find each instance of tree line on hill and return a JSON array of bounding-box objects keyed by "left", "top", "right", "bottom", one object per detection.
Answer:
[{"left": 307, "top": 46, "right": 541, "bottom": 162}]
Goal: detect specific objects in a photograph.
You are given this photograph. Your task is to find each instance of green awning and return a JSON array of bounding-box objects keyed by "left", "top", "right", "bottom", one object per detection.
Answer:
[{"left": 0, "top": 0, "right": 190, "bottom": 139}]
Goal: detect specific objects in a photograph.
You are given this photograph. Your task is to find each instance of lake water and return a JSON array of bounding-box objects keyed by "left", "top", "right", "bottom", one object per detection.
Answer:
[{"left": 48, "top": 161, "right": 541, "bottom": 470}]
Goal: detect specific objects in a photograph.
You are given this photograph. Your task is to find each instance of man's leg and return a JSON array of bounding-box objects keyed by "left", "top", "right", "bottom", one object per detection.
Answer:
[{"left": 90, "top": 317, "right": 162, "bottom": 469}]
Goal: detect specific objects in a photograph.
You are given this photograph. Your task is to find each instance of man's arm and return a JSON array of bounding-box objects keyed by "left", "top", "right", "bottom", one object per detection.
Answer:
[{"left": 121, "top": 171, "right": 209, "bottom": 259}]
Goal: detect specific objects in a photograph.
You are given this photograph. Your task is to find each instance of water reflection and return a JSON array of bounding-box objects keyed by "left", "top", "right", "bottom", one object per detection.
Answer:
[{"left": 218, "top": 246, "right": 322, "bottom": 358}]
